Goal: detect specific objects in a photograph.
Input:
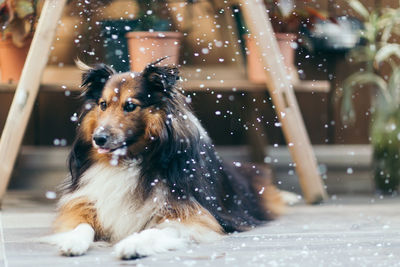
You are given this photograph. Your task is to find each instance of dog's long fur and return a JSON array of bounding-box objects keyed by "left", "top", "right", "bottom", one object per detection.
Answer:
[{"left": 51, "top": 60, "right": 285, "bottom": 259}]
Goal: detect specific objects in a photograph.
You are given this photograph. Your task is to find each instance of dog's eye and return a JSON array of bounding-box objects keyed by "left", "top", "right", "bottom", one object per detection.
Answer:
[
  {"left": 124, "top": 102, "right": 137, "bottom": 112},
  {"left": 99, "top": 101, "right": 107, "bottom": 111}
]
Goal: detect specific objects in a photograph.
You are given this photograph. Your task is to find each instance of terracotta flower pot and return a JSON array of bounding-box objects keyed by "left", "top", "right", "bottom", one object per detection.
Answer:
[
  {"left": 126, "top": 31, "right": 182, "bottom": 72},
  {"left": 245, "top": 33, "right": 298, "bottom": 84},
  {"left": 0, "top": 37, "right": 32, "bottom": 83}
]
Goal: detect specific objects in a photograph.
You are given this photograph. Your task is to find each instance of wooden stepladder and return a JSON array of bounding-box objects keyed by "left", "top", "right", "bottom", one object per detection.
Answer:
[{"left": 0, "top": 0, "right": 327, "bottom": 206}]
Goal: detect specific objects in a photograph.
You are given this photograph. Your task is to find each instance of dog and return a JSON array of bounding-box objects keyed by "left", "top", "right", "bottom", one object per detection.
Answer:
[{"left": 47, "top": 59, "right": 288, "bottom": 259}]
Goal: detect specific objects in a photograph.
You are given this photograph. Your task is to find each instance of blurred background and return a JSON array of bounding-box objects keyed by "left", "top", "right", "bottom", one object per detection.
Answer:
[{"left": 0, "top": 0, "right": 399, "bottom": 197}]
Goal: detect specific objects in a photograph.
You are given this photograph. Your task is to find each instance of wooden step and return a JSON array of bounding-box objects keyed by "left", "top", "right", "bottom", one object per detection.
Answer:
[
  {"left": 0, "top": 66, "right": 330, "bottom": 93},
  {"left": 10, "top": 145, "right": 372, "bottom": 195}
]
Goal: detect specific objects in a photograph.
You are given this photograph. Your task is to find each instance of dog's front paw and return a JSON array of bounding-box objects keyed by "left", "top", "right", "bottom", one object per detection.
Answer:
[
  {"left": 114, "top": 234, "right": 143, "bottom": 260},
  {"left": 57, "top": 234, "right": 91, "bottom": 256},
  {"left": 114, "top": 228, "right": 188, "bottom": 260},
  {"left": 41, "top": 224, "right": 94, "bottom": 257}
]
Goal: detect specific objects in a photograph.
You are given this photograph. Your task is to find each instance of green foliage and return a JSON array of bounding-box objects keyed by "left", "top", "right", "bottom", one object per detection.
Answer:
[
  {"left": 341, "top": 0, "right": 400, "bottom": 123},
  {"left": 345, "top": 0, "right": 400, "bottom": 193},
  {"left": 135, "top": 0, "right": 170, "bottom": 31}
]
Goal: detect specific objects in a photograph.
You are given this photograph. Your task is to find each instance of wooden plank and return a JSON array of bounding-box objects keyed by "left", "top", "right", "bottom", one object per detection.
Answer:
[
  {"left": 240, "top": 0, "right": 328, "bottom": 203},
  {"left": 0, "top": 66, "right": 330, "bottom": 93},
  {"left": 0, "top": 0, "right": 67, "bottom": 203}
]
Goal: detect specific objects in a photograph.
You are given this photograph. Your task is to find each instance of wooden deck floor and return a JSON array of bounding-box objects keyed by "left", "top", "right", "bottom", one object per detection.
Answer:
[{"left": 1, "top": 191, "right": 400, "bottom": 266}]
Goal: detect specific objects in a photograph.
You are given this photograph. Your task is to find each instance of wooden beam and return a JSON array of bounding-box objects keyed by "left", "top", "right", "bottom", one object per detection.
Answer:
[
  {"left": 240, "top": 0, "right": 328, "bottom": 203},
  {"left": 0, "top": 66, "right": 331, "bottom": 93},
  {"left": 0, "top": 0, "right": 67, "bottom": 204}
]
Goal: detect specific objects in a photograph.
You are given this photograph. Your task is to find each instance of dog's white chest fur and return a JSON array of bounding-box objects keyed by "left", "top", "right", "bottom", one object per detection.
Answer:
[{"left": 59, "top": 163, "right": 165, "bottom": 242}]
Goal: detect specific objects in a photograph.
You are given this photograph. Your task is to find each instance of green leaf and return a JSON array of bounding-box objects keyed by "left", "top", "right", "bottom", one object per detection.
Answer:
[
  {"left": 388, "top": 67, "right": 400, "bottom": 103},
  {"left": 348, "top": 0, "right": 370, "bottom": 20},
  {"left": 348, "top": 45, "right": 375, "bottom": 63},
  {"left": 375, "top": 44, "right": 400, "bottom": 65},
  {"left": 341, "top": 72, "right": 390, "bottom": 122}
]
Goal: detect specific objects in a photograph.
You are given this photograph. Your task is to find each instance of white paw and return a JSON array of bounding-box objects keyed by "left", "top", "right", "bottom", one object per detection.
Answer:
[
  {"left": 280, "top": 190, "right": 300, "bottom": 205},
  {"left": 114, "top": 229, "right": 188, "bottom": 259},
  {"left": 41, "top": 224, "right": 94, "bottom": 257},
  {"left": 57, "top": 233, "right": 91, "bottom": 256}
]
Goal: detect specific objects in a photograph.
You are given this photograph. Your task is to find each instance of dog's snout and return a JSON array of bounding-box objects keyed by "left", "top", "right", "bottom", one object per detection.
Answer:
[{"left": 93, "top": 133, "right": 109, "bottom": 147}]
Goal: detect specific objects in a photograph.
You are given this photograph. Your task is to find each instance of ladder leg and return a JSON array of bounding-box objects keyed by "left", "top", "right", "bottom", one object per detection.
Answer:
[{"left": 240, "top": 0, "right": 327, "bottom": 204}]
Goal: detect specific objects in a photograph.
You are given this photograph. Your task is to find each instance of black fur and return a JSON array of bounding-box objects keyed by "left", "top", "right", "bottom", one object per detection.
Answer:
[
  {"left": 68, "top": 136, "right": 92, "bottom": 190},
  {"left": 137, "top": 88, "right": 270, "bottom": 232},
  {"left": 68, "top": 62, "right": 271, "bottom": 232},
  {"left": 138, "top": 60, "right": 179, "bottom": 107},
  {"left": 81, "top": 63, "right": 115, "bottom": 102}
]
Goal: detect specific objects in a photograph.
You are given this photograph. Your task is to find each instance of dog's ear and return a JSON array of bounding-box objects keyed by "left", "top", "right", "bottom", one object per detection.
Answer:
[
  {"left": 76, "top": 60, "right": 115, "bottom": 101},
  {"left": 142, "top": 63, "right": 179, "bottom": 94}
]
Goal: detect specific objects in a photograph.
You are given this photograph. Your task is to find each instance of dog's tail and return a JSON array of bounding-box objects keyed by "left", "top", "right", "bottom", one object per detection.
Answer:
[{"left": 238, "top": 163, "right": 299, "bottom": 218}]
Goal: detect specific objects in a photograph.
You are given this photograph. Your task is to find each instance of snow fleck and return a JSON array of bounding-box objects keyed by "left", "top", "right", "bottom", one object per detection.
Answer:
[
  {"left": 215, "top": 41, "right": 223, "bottom": 47},
  {"left": 110, "top": 158, "right": 118, "bottom": 166},
  {"left": 45, "top": 191, "right": 57, "bottom": 199},
  {"left": 234, "top": 162, "right": 242, "bottom": 167},
  {"left": 201, "top": 48, "right": 209, "bottom": 54}
]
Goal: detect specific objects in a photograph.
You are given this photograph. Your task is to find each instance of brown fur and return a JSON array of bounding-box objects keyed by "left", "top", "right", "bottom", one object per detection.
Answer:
[
  {"left": 54, "top": 197, "right": 104, "bottom": 238},
  {"left": 259, "top": 185, "right": 286, "bottom": 218},
  {"left": 240, "top": 164, "right": 286, "bottom": 218},
  {"left": 81, "top": 73, "right": 167, "bottom": 164},
  {"left": 158, "top": 201, "right": 224, "bottom": 235}
]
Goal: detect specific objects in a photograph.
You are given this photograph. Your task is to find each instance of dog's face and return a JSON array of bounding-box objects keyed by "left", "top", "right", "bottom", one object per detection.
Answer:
[{"left": 78, "top": 62, "right": 179, "bottom": 161}]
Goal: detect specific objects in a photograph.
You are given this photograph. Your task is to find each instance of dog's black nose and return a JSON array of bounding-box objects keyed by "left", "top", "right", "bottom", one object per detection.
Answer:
[{"left": 93, "top": 134, "right": 109, "bottom": 147}]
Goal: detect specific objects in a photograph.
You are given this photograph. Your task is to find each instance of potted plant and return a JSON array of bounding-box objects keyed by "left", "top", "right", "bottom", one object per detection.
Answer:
[
  {"left": 125, "top": 0, "right": 182, "bottom": 72},
  {"left": 0, "top": 0, "right": 37, "bottom": 83},
  {"left": 341, "top": 0, "right": 400, "bottom": 194}
]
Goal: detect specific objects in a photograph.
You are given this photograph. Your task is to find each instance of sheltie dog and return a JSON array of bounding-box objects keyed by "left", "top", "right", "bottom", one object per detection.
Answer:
[{"left": 48, "top": 59, "right": 288, "bottom": 259}]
